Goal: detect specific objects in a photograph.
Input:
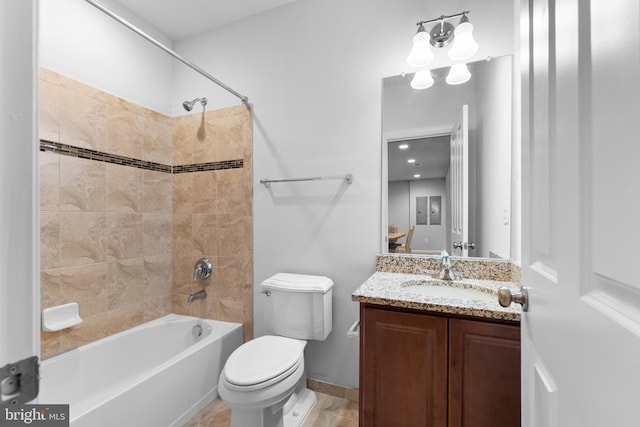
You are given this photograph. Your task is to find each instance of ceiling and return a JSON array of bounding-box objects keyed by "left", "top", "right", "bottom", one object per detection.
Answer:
[
  {"left": 388, "top": 136, "right": 450, "bottom": 182},
  {"left": 111, "top": 0, "right": 297, "bottom": 41}
]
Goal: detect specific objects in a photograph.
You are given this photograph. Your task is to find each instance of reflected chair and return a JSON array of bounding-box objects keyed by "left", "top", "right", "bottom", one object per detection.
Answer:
[{"left": 395, "top": 225, "right": 415, "bottom": 254}]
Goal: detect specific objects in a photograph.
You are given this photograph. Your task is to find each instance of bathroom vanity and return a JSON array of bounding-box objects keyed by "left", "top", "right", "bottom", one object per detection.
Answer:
[{"left": 353, "top": 256, "right": 522, "bottom": 427}]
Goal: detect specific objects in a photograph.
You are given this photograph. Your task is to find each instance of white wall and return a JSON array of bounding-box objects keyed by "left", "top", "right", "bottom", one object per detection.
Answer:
[
  {"left": 172, "top": 0, "right": 515, "bottom": 388},
  {"left": 475, "top": 55, "right": 512, "bottom": 258},
  {"left": 39, "top": 0, "right": 174, "bottom": 115}
]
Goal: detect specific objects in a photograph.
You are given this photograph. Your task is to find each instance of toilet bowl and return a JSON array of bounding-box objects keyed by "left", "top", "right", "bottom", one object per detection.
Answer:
[
  {"left": 217, "top": 273, "right": 334, "bottom": 427},
  {"left": 218, "top": 336, "right": 316, "bottom": 427}
]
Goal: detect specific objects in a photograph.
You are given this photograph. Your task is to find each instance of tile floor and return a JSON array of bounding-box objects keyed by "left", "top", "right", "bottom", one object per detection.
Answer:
[{"left": 184, "top": 392, "right": 359, "bottom": 427}]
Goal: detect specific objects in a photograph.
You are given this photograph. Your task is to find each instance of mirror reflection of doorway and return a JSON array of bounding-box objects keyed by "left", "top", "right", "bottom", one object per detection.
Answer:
[{"left": 387, "top": 136, "right": 450, "bottom": 254}]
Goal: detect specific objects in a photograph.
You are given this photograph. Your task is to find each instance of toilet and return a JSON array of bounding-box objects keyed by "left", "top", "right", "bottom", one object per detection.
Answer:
[{"left": 218, "top": 273, "right": 334, "bottom": 427}]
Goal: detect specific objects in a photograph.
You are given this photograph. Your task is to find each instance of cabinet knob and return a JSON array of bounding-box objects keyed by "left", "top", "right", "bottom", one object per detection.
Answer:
[{"left": 498, "top": 286, "right": 529, "bottom": 312}]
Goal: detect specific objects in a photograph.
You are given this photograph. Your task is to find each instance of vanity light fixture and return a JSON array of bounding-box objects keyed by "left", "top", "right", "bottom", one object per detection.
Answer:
[
  {"left": 406, "top": 11, "right": 479, "bottom": 67},
  {"left": 399, "top": 144, "right": 409, "bottom": 149},
  {"left": 407, "top": 158, "right": 416, "bottom": 163},
  {"left": 407, "top": 11, "right": 478, "bottom": 90},
  {"left": 414, "top": 174, "right": 421, "bottom": 178}
]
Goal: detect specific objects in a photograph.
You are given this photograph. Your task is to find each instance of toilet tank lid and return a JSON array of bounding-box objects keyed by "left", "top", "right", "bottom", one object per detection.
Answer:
[{"left": 261, "top": 273, "right": 334, "bottom": 293}]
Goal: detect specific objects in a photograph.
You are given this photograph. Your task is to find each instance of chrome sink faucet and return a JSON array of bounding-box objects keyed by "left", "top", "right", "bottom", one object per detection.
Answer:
[{"left": 437, "top": 250, "right": 459, "bottom": 281}]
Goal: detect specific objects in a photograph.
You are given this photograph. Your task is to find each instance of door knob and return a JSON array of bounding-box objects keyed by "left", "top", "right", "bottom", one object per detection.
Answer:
[
  {"left": 498, "top": 286, "right": 529, "bottom": 311},
  {"left": 453, "top": 242, "right": 463, "bottom": 249}
]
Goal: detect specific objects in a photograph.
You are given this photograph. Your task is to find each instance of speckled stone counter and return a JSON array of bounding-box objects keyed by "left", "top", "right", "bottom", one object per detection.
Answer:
[{"left": 352, "top": 255, "right": 522, "bottom": 322}]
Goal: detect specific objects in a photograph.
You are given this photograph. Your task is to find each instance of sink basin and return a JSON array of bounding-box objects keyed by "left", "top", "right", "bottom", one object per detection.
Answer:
[{"left": 401, "top": 280, "right": 495, "bottom": 301}]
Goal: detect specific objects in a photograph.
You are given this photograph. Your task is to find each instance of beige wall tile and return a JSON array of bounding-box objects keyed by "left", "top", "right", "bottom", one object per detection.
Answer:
[
  {"left": 106, "top": 304, "right": 145, "bottom": 336},
  {"left": 216, "top": 168, "right": 245, "bottom": 214},
  {"left": 59, "top": 156, "right": 106, "bottom": 212},
  {"left": 143, "top": 171, "right": 172, "bottom": 213},
  {"left": 192, "top": 171, "right": 217, "bottom": 214},
  {"left": 107, "top": 163, "right": 144, "bottom": 213},
  {"left": 217, "top": 214, "right": 251, "bottom": 257},
  {"left": 41, "top": 270, "right": 62, "bottom": 310},
  {"left": 107, "top": 258, "right": 144, "bottom": 310},
  {"left": 212, "top": 115, "right": 245, "bottom": 161},
  {"left": 58, "top": 263, "right": 108, "bottom": 318},
  {"left": 143, "top": 254, "right": 173, "bottom": 298},
  {"left": 172, "top": 254, "right": 200, "bottom": 295},
  {"left": 107, "top": 101, "right": 144, "bottom": 159},
  {"left": 192, "top": 213, "right": 217, "bottom": 256},
  {"left": 172, "top": 114, "right": 200, "bottom": 165},
  {"left": 59, "top": 87, "right": 107, "bottom": 151},
  {"left": 41, "top": 330, "right": 65, "bottom": 360},
  {"left": 172, "top": 173, "right": 193, "bottom": 214},
  {"left": 57, "top": 72, "right": 111, "bottom": 104},
  {"left": 172, "top": 213, "right": 193, "bottom": 255},
  {"left": 40, "top": 211, "right": 60, "bottom": 270},
  {"left": 143, "top": 114, "right": 172, "bottom": 165},
  {"left": 61, "top": 312, "right": 110, "bottom": 351},
  {"left": 143, "top": 213, "right": 172, "bottom": 256},
  {"left": 40, "top": 151, "right": 59, "bottom": 211},
  {"left": 214, "top": 256, "right": 244, "bottom": 302},
  {"left": 59, "top": 212, "right": 107, "bottom": 267},
  {"left": 143, "top": 295, "right": 172, "bottom": 322},
  {"left": 107, "top": 213, "right": 143, "bottom": 261},
  {"left": 40, "top": 79, "right": 60, "bottom": 142}
]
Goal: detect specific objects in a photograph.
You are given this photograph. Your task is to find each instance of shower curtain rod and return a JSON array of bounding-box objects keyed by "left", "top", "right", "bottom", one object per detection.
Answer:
[{"left": 83, "top": 0, "right": 249, "bottom": 104}]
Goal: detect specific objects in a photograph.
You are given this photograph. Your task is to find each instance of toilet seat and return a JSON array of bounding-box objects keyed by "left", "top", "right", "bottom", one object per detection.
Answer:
[{"left": 223, "top": 336, "right": 304, "bottom": 392}]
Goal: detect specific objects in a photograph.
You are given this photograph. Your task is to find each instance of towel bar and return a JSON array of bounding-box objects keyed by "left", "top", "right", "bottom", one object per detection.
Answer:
[{"left": 260, "top": 173, "right": 353, "bottom": 187}]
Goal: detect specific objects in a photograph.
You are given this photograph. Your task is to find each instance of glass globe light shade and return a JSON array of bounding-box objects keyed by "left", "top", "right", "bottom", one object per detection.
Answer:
[
  {"left": 410, "top": 70, "right": 434, "bottom": 90},
  {"left": 407, "top": 30, "right": 435, "bottom": 67},
  {"left": 446, "top": 63, "right": 471, "bottom": 85},
  {"left": 448, "top": 21, "right": 479, "bottom": 60}
]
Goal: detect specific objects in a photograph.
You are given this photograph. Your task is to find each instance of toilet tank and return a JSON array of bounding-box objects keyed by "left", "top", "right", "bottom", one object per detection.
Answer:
[{"left": 261, "top": 273, "right": 334, "bottom": 341}]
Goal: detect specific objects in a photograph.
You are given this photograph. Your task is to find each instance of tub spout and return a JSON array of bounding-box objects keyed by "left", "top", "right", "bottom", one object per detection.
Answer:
[{"left": 187, "top": 290, "right": 207, "bottom": 303}]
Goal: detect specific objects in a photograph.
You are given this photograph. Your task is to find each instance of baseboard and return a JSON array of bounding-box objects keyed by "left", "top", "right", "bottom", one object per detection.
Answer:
[{"left": 307, "top": 378, "right": 359, "bottom": 403}]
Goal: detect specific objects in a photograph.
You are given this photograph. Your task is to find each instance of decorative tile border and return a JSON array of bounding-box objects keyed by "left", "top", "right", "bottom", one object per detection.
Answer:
[{"left": 40, "top": 139, "right": 243, "bottom": 174}]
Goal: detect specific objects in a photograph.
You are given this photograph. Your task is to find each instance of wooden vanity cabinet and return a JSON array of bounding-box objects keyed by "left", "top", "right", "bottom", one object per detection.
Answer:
[{"left": 359, "top": 304, "right": 520, "bottom": 427}]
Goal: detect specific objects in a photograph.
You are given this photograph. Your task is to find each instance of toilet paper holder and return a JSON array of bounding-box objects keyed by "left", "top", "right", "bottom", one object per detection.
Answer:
[{"left": 347, "top": 320, "right": 360, "bottom": 339}]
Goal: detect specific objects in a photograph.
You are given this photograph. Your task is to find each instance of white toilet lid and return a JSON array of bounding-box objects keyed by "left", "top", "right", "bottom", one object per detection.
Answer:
[{"left": 224, "top": 336, "right": 304, "bottom": 387}]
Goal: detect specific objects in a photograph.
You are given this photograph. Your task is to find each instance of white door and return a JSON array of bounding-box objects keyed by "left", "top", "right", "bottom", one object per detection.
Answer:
[
  {"left": 450, "top": 105, "right": 469, "bottom": 257},
  {"left": 520, "top": 0, "right": 640, "bottom": 426},
  {"left": 0, "top": 0, "right": 40, "bottom": 404}
]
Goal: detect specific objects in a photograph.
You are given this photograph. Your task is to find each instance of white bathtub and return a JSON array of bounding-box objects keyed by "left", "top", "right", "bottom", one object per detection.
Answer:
[{"left": 38, "top": 314, "right": 243, "bottom": 427}]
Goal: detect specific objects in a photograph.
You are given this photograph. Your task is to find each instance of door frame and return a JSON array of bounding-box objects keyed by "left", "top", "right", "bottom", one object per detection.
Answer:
[{"left": 0, "top": 0, "right": 40, "bottom": 376}]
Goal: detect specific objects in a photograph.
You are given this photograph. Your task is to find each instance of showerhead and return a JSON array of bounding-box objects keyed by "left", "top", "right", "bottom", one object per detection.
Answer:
[{"left": 182, "top": 97, "right": 208, "bottom": 112}]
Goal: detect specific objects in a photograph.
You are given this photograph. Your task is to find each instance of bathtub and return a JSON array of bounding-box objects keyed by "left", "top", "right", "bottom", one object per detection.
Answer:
[{"left": 38, "top": 314, "right": 243, "bottom": 427}]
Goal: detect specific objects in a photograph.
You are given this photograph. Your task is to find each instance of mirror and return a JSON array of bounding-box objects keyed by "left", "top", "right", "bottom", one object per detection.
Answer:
[{"left": 382, "top": 55, "right": 513, "bottom": 259}]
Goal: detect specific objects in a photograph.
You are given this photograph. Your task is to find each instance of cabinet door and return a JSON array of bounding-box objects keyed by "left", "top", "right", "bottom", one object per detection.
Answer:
[
  {"left": 448, "top": 318, "right": 520, "bottom": 427},
  {"left": 360, "top": 305, "right": 448, "bottom": 427}
]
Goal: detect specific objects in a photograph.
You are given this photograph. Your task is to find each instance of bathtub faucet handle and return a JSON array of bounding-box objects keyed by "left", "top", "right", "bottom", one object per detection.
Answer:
[{"left": 193, "top": 258, "right": 212, "bottom": 281}]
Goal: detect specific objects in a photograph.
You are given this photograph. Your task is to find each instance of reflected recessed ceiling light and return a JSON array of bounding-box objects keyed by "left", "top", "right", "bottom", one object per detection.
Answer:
[
  {"left": 399, "top": 144, "right": 409, "bottom": 149},
  {"left": 414, "top": 174, "right": 421, "bottom": 178},
  {"left": 407, "top": 158, "right": 416, "bottom": 163}
]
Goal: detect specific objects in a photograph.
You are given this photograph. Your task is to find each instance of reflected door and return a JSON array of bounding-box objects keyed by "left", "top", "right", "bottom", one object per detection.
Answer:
[{"left": 450, "top": 105, "right": 469, "bottom": 257}]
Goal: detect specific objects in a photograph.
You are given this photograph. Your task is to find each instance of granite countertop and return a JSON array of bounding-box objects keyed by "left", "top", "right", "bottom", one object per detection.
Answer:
[{"left": 352, "top": 271, "right": 522, "bottom": 322}]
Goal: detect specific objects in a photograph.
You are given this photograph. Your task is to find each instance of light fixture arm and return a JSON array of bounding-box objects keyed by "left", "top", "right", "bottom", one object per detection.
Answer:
[{"left": 415, "top": 10, "right": 470, "bottom": 28}]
